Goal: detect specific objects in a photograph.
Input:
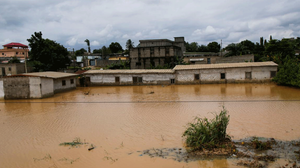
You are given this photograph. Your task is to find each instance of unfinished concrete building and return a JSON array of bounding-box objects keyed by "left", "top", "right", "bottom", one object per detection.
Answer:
[{"left": 130, "top": 37, "right": 185, "bottom": 69}]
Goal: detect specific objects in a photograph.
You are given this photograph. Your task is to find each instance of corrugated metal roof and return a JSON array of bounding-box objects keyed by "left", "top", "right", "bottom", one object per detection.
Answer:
[
  {"left": 18, "top": 71, "right": 78, "bottom": 79},
  {"left": 173, "top": 61, "right": 278, "bottom": 70},
  {"left": 84, "top": 69, "right": 174, "bottom": 74}
]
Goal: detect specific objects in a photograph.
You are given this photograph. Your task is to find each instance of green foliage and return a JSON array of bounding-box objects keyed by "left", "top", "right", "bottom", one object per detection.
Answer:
[
  {"left": 75, "top": 48, "right": 87, "bottom": 56},
  {"left": 106, "top": 61, "right": 130, "bottom": 69},
  {"left": 27, "top": 31, "right": 71, "bottom": 71},
  {"left": 109, "top": 42, "right": 123, "bottom": 53},
  {"left": 272, "top": 58, "right": 300, "bottom": 87},
  {"left": 183, "top": 107, "right": 230, "bottom": 150},
  {"left": 8, "top": 57, "right": 21, "bottom": 63},
  {"left": 84, "top": 39, "right": 91, "bottom": 54},
  {"left": 207, "top": 41, "right": 221, "bottom": 53}
]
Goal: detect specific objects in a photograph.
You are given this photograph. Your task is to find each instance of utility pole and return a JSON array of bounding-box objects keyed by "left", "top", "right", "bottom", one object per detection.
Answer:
[{"left": 220, "top": 39, "right": 223, "bottom": 57}]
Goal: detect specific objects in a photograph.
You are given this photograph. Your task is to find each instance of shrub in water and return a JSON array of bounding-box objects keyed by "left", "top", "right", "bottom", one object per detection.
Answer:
[{"left": 183, "top": 107, "right": 230, "bottom": 150}]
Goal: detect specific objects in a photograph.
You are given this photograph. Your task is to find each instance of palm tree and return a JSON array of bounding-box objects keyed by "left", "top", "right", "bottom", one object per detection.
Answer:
[{"left": 84, "top": 39, "right": 91, "bottom": 54}]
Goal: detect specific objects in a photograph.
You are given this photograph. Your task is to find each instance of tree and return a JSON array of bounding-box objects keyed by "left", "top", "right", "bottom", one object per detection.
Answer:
[
  {"left": 93, "top": 48, "right": 102, "bottom": 54},
  {"left": 84, "top": 39, "right": 91, "bottom": 54},
  {"left": 8, "top": 57, "right": 21, "bottom": 63},
  {"left": 126, "top": 39, "right": 134, "bottom": 50},
  {"left": 27, "top": 31, "right": 70, "bottom": 71},
  {"left": 75, "top": 48, "right": 87, "bottom": 56},
  {"left": 109, "top": 42, "right": 123, "bottom": 53},
  {"left": 207, "top": 42, "right": 220, "bottom": 53}
]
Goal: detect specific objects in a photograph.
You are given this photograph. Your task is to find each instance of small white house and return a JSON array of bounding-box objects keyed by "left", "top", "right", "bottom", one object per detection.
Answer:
[{"left": 3, "top": 72, "right": 78, "bottom": 99}]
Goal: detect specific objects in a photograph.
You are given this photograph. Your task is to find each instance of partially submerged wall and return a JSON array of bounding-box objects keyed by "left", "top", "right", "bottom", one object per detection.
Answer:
[
  {"left": 53, "top": 77, "right": 76, "bottom": 93},
  {"left": 3, "top": 77, "right": 30, "bottom": 99},
  {"left": 175, "top": 66, "right": 277, "bottom": 84},
  {"left": 88, "top": 73, "right": 175, "bottom": 86}
]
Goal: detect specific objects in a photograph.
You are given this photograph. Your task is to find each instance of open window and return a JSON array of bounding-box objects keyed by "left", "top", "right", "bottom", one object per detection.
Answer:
[{"left": 220, "top": 73, "right": 226, "bottom": 79}]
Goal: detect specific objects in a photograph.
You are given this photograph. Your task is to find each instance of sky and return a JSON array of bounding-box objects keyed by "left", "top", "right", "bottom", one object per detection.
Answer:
[{"left": 1, "top": 0, "right": 300, "bottom": 51}]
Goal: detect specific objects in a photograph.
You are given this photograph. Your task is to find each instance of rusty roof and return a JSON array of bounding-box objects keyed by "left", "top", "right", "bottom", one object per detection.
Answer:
[
  {"left": 84, "top": 69, "right": 174, "bottom": 74},
  {"left": 6, "top": 71, "right": 78, "bottom": 79},
  {"left": 173, "top": 61, "right": 278, "bottom": 70}
]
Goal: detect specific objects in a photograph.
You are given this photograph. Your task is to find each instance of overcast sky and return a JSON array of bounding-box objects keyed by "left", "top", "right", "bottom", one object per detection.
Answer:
[{"left": 1, "top": 0, "right": 300, "bottom": 51}]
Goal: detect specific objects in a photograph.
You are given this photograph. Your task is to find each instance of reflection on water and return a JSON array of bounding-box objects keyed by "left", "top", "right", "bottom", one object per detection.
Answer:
[{"left": 1, "top": 83, "right": 300, "bottom": 168}]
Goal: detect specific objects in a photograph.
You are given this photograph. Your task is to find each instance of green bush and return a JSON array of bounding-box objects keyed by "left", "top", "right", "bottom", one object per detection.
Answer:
[{"left": 182, "top": 107, "right": 230, "bottom": 150}]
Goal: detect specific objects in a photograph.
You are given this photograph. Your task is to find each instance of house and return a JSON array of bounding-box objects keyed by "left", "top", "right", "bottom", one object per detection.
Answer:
[
  {"left": 0, "top": 63, "right": 26, "bottom": 77},
  {"left": 3, "top": 72, "right": 78, "bottom": 99},
  {"left": 173, "top": 61, "right": 278, "bottom": 84},
  {"left": 83, "top": 69, "right": 175, "bottom": 86},
  {"left": 83, "top": 62, "right": 278, "bottom": 85},
  {"left": 130, "top": 37, "right": 185, "bottom": 69},
  {"left": 0, "top": 42, "right": 29, "bottom": 61}
]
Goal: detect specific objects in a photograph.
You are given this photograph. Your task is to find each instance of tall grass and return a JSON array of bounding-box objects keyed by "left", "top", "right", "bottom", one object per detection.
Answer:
[{"left": 183, "top": 107, "right": 230, "bottom": 150}]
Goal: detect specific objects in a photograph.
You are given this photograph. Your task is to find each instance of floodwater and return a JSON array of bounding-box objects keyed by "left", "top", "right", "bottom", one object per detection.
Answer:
[{"left": 1, "top": 83, "right": 300, "bottom": 168}]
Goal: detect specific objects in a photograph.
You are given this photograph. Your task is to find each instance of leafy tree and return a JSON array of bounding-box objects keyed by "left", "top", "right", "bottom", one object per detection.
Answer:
[
  {"left": 273, "top": 58, "right": 300, "bottom": 87},
  {"left": 27, "top": 31, "right": 70, "bottom": 71},
  {"left": 198, "top": 45, "right": 208, "bottom": 52},
  {"left": 93, "top": 48, "right": 102, "bottom": 54},
  {"left": 75, "top": 48, "right": 87, "bottom": 56},
  {"left": 109, "top": 42, "right": 123, "bottom": 53},
  {"left": 8, "top": 57, "right": 21, "bottom": 63},
  {"left": 101, "top": 46, "right": 111, "bottom": 60},
  {"left": 84, "top": 39, "right": 91, "bottom": 54},
  {"left": 126, "top": 39, "right": 134, "bottom": 50},
  {"left": 207, "top": 42, "right": 220, "bottom": 53}
]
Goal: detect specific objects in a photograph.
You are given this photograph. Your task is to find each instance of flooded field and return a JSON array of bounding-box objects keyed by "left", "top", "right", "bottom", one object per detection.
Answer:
[{"left": 1, "top": 83, "right": 300, "bottom": 168}]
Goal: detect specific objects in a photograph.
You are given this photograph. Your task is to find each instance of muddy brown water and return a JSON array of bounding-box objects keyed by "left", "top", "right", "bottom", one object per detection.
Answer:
[{"left": 1, "top": 83, "right": 300, "bottom": 168}]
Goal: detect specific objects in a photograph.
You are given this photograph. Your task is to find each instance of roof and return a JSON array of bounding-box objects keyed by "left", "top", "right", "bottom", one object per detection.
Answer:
[
  {"left": 7, "top": 71, "right": 78, "bottom": 79},
  {"left": 173, "top": 61, "right": 278, "bottom": 70},
  {"left": 3, "top": 42, "right": 28, "bottom": 48},
  {"left": 84, "top": 69, "right": 174, "bottom": 74}
]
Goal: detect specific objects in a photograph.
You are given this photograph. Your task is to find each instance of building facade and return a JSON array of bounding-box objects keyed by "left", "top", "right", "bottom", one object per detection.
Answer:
[
  {"left": 84, "top": 62, "right": 278, "bottom": 86},
  {"left": 0, "top": 63, "right": 26, "bottom": 77},
  {"left": 3, "top": 72, "right": 78, "bottom": 99},
  {"left": 0, "top": 43, "right": 29, "bottom": 61},
  {"left": 130, "top": 37, "right": 185, "bottom": 69}
]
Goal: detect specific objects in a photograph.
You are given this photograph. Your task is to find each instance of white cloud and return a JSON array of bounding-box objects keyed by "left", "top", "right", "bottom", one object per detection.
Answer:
[
  {"left": 66, "top": 37, "right": 77, "bottom": 46},
  {"left": 0, "top": 0, "right": 300, "bottom": 49},
  {"left": 90, "top": 40, "right": 99, "bottom": 46}
]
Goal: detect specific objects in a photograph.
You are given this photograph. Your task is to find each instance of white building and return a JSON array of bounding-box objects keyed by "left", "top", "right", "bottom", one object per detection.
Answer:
[{"left": 3, "top": 72, "right": 78, "bottom": 99}]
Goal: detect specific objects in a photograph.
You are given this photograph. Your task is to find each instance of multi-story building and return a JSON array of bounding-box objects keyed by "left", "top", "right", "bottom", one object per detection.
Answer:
[
  {"left": 130, "top": 37, "right": 185, "bottom": 69},
  {"left": 0, "top": 42, "right": 29, "bottom": 60}
]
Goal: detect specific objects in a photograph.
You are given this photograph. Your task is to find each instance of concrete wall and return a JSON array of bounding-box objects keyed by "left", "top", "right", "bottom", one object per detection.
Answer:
[
  {"left": 0, "top": 63, "right": 25, "bottom": 76},
  {"left": 53, "top": 77, "right": 76, "bottom": 93},
  {"left": 29, "top": 77, "right": 42, "bottom": 98},
  {"left": 41, "top": 78, "right": 54, "bottom": 98},
  {"left": 175, "top": 66, "right": 277, "bottom": 84},
  {"left": 88, "top": 73, "right": 175, "bottom": 86},
  {"left": 3, "top": 77, "right": 30, "bottom": 99},
  {"left": 184, "top": 55, "right": 254, "bottom": 65}
]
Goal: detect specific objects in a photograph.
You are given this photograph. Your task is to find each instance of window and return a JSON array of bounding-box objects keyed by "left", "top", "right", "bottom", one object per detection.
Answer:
[
  {"left": 8, "top": 67, "right": 11, "bottom": 71},
  {"left": 16, "top": 52, "right": 18, "bottom": 55},
  {"left": 62, "top": 80, "right": 66, "bottom": 86},
  {"left": 70, "top": 79, "right": 74, "bottom": 84},
  {"left": 220, "top": 73, "right": 226, "bottom": 79},
  {"left": 194, "top": 74, "right": 200, "bottom": 80},
  {"left": 136, "top": 62, "right": 141, "bottom": 66},
  {"left": 133, "top": 77, "right": 143, "bottom": 84},
  {"left": 270, "top": 71, "right": 276, "bottom": 78},
  {"left": 170, "top": 79, "right": 175, "bottom": 84},
  {"left": 2, "top": 53, "right": 4, "bottom": 55},
  {"left": 207, "top": 58, "right": 211, "bottom": 64},
  {"left": 115, "top": 77, "right": 120, "bottom": 83},
  {"left": 245, "top": 72, "right": 252, "bottom": 79}
]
